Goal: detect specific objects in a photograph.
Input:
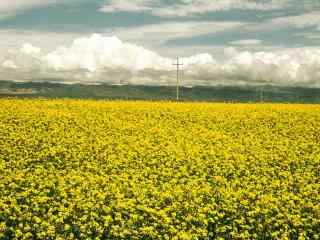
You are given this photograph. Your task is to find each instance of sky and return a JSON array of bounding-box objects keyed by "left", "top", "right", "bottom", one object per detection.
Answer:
[{"left": 1, "top": 0, "right": 320, "bottom": 87}]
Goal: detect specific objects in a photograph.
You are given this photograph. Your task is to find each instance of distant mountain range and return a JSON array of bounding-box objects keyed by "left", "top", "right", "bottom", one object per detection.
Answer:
[{"left": 1, "top": 80, "right": 320, "bottom": 103}]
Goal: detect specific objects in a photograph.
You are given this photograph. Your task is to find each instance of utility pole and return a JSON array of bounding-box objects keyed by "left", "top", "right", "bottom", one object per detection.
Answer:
[
  {"left": 173, "top": 57, "right": 183, "bottom": 101},
  {"left": 260, "top": 89, "right": 264, "bottom": 103}
]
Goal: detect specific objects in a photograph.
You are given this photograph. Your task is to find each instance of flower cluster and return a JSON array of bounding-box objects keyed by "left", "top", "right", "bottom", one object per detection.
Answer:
[{"left": 0, "top": 99, "right": 319, "bottom": 239}]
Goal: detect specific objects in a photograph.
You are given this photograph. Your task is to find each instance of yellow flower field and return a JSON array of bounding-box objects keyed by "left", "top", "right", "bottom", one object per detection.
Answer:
[{"left": 0, "top": 99, "right": 319, "bottom": 239}]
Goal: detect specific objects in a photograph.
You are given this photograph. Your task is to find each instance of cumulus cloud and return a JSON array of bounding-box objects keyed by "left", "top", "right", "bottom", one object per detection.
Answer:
[
  {"left": 100, "top": 0, "right": 289, "bottom": 17},
  {"left": 2, "top": 60, "right": 18, "bottom": 69},
  {"left": 42, "top": 34, "right": 173, "bottom": 72},
  {"left": 20, "top": 43, "right": 41, "bottom": 56},
  {"left": 2, "top": 34, "right": 320, "bottom": 87}
]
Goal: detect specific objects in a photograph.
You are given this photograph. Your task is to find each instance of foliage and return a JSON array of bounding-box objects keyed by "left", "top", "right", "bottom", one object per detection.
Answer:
[{"left": 0, "top": 99, "right": 319, "bottom": 239}]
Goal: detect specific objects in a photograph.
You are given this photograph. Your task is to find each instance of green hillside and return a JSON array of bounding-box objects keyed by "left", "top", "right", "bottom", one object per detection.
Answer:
[{"left": 1, "top": 80, "right": 320, "bottom": 103}]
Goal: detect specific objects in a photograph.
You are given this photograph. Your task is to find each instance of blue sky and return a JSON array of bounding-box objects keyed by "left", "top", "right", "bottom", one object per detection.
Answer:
[
  {"left": 1, "top": 0, "right": 320, "bottom": 52},
  {"left": 1, "top": 0, "right": 320, "bottom": 87}
]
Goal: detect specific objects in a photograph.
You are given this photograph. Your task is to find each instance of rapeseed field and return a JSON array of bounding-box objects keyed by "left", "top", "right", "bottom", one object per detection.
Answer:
[{"left": 0, "top": 99, "right": 319, "bottom": 239}]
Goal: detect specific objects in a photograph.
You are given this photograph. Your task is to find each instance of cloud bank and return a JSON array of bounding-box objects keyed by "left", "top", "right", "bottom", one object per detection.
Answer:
[{"left": 1, "top": 33, "right": 320, "bottom": 87}]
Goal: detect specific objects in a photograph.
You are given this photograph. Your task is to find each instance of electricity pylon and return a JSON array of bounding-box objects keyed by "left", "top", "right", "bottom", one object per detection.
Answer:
[{"left": 173, "top": 57, "right": 183, "bottom": 101}]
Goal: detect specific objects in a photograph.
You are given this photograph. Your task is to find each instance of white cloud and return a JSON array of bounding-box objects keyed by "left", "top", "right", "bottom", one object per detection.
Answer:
[
  {"left": 181, "top": 53, "right": 215, "bottom": 65},
  {"left": 20, "top": 43, "right": 41, "bottom": 56},
  {"left": 0, "top": 30, "right": 84, "bottom": 57},
  {"left": 296, "top": 33, "right": 320, "bottom": 40},
  {"left": 270, "top": 11, "right": 320, "bottom": 29},
  {"left": 2, "top": 60, "right": 18, "bottom": 69},
  {"left": 0, "top": 0, "right": 56, "bottom": 11},
  {"left": 0, "top": 0, "right": 81, "bottom": 20},
  {"left": 245, "top": 10, "right": 320, "bottom": 34},
  {"left": 112, "top": 21, "right": 245, "bottom": 46},
  {"left": 42, "top": 34, "right": 173, "bottom": 72},
  {"left": 153, "top": 0, "right": 288, "bottom": 17},
  {"left": 2, "top": 34, "right": 320, "bottom": 87},
  {"left": 100, "top": 0, "right": 289, "bottom": 17},
  {"left": 229, "top": 39, "right": 262, "bottom": 46},
  {"left": 0, "top": 0, "right": 62, "bottom": 19},
  {"left": 100, "top": 0, "right": 152, "bottom": 13}
]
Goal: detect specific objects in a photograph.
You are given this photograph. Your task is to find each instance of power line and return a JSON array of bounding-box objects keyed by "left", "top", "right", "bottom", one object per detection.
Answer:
[{"left": 173, "top": 57, "right": 183, "bottom": 101}]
